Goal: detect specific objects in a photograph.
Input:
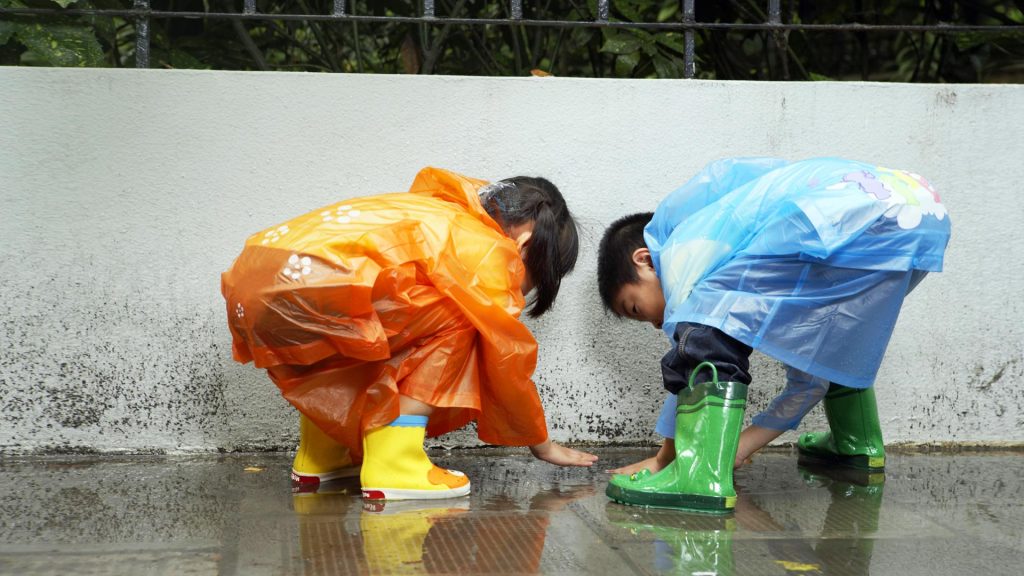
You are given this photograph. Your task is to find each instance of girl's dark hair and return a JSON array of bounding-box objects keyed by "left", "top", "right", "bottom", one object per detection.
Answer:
[
  {"left": 597, "top": 212, "right": 654, "bottom": 314},
  {"left": 480, "top": 176, "right": 579, "bottom": 318}
]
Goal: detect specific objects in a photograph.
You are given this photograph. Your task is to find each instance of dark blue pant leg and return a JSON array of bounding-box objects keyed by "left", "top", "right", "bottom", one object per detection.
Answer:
[{"left": 661, "top": 323, "right": 753, "bottom": 394}]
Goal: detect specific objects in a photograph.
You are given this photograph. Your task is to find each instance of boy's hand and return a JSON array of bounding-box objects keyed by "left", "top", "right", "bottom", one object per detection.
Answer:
[
  {"left": 734, "top": 425, "right": 783, "bottom": 469},
  {"left": 530, "top": 440, "right": 598, "bottom": 467},
  {"left": 608, "top": 439, "right": 675, "bottom": 475},
  {"left": 734, "top": 455, "right": 755, "bottom": 469}
]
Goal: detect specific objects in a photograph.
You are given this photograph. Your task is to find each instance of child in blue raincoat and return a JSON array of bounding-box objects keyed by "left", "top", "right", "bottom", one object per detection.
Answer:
[{"left": 598, "top": 157, "right": 950, "bottom": 513}]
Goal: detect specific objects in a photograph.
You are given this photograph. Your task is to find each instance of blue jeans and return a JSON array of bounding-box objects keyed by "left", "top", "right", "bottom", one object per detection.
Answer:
[{"left": 661, "top": 322, "right": 753, "bottom": 394}]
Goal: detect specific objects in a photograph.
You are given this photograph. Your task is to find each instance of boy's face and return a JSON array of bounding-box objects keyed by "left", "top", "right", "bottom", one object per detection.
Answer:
[{"left": 613, "top": 248, "right": 666, "bottom": 329}]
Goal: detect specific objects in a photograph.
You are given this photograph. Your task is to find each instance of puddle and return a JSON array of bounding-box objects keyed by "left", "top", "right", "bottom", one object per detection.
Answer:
[{"left": 0, "top": 450, "right": 1021, "bottom": 574}]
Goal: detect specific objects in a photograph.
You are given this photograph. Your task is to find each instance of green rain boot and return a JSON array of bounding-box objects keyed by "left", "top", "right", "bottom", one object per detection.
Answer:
[
  {"left": 797, "top": 384, "right": 885, "bottom": 472},
  {"left": 606, "top": 362, "right": 747, "bottom": 514},
  {"left": 799, "top": 464, "right": 885, "bottom": 576},
  {"left": 606, "top": 503, "right": 736, "bottom": 574}
]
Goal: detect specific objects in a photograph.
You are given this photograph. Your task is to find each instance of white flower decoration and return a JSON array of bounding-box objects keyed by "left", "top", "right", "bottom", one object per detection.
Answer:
[
  {"left": 261, "top": 224, "right": 291, "bottom": 245},
  {"left": 281, "top": 254, "right": 313, "bottom": 281},
  {"left": 235, "top": 303, "right": 245, "bottom": 318},
  {"left": 321, "top": 204, "right": 362, "bottom": 224}
]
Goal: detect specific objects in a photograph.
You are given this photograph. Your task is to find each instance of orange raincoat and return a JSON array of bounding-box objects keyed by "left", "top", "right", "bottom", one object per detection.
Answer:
[{"left": 222, "top": 168, "right": 547, "bottom": 457}]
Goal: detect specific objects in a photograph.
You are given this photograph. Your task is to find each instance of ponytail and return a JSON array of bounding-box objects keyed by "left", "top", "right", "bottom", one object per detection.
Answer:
[{"left": 481, "top": 176, "right": 579, "bottom": 317}]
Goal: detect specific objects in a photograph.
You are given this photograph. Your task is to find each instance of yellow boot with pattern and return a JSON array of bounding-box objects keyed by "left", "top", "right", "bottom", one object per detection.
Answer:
[{"left": 360, "top": 415, "right": 470, "bottom": 500}]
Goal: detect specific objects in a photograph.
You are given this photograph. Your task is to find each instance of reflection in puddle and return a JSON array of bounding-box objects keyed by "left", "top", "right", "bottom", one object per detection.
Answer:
[
  {"left": 1, "top": 452, "right": 1019, "bottom": 574},
  {"left": 798, "top": 465, "right": 884, "bottom": 575},
  {"left": 291, "top": 480, "right": 595, "bottom": 574},
  {"left": 606, "top": 503, "right": 737, "bottom": 574},
  {"left": 604, "top": 465, "right": 885, "bottom": 575}
]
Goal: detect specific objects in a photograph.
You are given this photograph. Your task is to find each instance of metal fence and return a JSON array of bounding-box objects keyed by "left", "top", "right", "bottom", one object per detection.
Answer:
[{"left": 2, "top": 1, "right": 1022, "bottom": 76}]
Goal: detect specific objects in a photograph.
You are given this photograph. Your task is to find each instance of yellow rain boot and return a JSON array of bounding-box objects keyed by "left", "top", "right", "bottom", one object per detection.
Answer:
[
  {"left": 360, "top": 500, "right": 470, "bottom": 573},
  {"left": 291, "top": 415, "right": 360, "bottom": 488},
  {"left": 361, "top": 415, "right": 470, "bottom": 500}
]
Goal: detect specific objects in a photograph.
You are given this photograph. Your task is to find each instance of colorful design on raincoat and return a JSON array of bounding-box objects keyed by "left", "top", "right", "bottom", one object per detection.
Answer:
[
  {"left": 831, "top": 168, "right": 947, "bottom": 230},
  {"left": 646, "top": 157, "right": 951, "bottom": 388},
  {"left": 221, "top": 168, "right": 548, "bottom": 456}
]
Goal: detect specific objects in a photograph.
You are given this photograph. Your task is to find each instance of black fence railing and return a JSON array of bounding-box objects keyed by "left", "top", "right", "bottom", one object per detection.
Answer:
[{"left": 1, "top": 2, "right": 1022, "bottom": 77}]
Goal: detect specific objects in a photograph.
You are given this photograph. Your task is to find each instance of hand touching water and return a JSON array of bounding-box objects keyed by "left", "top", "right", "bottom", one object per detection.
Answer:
[
  {"left": 609, "top": 455, "right": 667, "bottom": 476},
  {"left": 608, "top": 439, "right": 675, "bottom": 475}
]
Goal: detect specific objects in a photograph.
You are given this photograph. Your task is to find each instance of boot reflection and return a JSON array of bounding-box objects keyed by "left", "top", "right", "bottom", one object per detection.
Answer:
[
  {"left": 606, "top": 502, "right": 736, "bottom": 574},
  {"left": 291, "top": 479, "right": 366, "bottom": 574},
  {"left": 376, "top": 486, "right": 595, "bottom": 573},
  {"left": 800, "top": 463, "right": 885, "bottom": 576},
  {"left": 735, "top": 494, "right": 822, "bottom": 574},
  {"left": 292, "top": 481, "right": 471, "bottom": 575},
  {"left": 360, "top": 499, "right": 471, "bottom": 574},
  {"left": 292, "top": 481, "right": 593, "bottom": 574},
  {"left": 362, "top": 485, "right": 595, "bottom": 574}
]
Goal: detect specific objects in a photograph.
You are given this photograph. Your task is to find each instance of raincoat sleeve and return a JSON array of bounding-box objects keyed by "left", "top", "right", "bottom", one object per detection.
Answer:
[
  {"left": 427, "top": 230, "right": 548, "bottom": 446},
  {"left": 654, "top": 393, "right": 677, "bottom": 438},
  {"left": 751, "top": 365, "right": 830, "bottom": 431},
  {"left": 398, "top": 166, "right": 546, "bottom": 445}
]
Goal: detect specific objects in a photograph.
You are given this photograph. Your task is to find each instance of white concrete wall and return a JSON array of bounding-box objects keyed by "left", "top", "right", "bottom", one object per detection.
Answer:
[{"left": 1, "top": 67, "right": 1022, "bottom": 454}]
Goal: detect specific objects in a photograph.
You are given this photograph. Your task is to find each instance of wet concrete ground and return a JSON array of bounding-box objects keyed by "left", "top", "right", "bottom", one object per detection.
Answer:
[{"left": 0, "top": 448, "right": 1021, "bottom": 575}]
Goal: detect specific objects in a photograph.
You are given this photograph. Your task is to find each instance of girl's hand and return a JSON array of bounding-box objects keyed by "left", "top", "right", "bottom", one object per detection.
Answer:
[{"left": 530, "top": 440, "right": 598, "bottom": 467}]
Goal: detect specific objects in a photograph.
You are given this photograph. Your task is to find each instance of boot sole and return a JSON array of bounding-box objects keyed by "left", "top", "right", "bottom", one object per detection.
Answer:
[
  {"left": 606, "top": 483, "right": 735, "bottom": 514},
  {"left": 797, "top": 462, "right": 886, "bottom": 487},
  {"left": 362, "top": 483, "right": 471, "bottom": 501},
  {"left": 291, "top": 466, "right": 361, "bottom": 486},
  {"left": 797, "top": 451, "right": 885, "bottom": 472}
]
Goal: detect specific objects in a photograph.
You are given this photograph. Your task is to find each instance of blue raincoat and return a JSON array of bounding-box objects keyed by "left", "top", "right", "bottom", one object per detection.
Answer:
[{"left": 648, "top": 157, "right": 950, "bottom": 392}]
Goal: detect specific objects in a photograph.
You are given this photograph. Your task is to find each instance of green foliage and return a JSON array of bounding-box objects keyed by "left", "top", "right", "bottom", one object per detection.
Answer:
[
  {"left": 591, "top": 0, "right": 693, "bottom": 78},
  {"left": 17, "top": 21, "right": 103, "bottom": 65},
  {"left": 1, "top": 0, "right": 1021, "bottom": 82},
  {"left": 0, "top": 19, "right": 16, "bottom": 45},
  {"left": 1, "top": 0, "right": 104, "bottom": 66}
]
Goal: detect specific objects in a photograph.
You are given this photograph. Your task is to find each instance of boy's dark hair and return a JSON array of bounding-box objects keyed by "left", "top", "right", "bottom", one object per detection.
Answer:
[
  {"left": 597, "top": 212, "right": 655, "bottom": 315},
  {"left": 481, "top": 176, "right": 579, "bottom": 318}
]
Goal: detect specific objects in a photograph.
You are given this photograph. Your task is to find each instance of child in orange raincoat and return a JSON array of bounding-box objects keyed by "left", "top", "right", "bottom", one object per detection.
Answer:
[{"left": 222, "top": 167, "right": 597, "bottom": 500}]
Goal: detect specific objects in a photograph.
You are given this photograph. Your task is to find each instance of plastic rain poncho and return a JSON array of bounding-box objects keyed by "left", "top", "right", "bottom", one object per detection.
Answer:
[
  {"left": 221, "top": 168, "right": 547, "bottom": 456},
  {"left": 647, "top": 157, "right": 951, "bottom": 393}
]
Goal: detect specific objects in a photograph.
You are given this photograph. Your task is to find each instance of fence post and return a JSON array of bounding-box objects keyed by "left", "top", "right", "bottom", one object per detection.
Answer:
[
  {"left": 683, "top": 0, "right": 695, "bottom": 78},
  {"left": 768, "top": 0, "right": 790, "bottom": 79},
  {"left": 133, "top": 0, "right": 150, "bottom": 69}
]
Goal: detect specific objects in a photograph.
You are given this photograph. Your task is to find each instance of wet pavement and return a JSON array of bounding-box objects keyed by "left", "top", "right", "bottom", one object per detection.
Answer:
[{"left": 0, "top": 448, "right": 1021, "bottom": 575}]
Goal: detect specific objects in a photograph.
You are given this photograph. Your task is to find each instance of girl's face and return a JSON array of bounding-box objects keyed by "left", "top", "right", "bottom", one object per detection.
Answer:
[
  {"left": 508, "top": 221, "right": 535, "bottom": 294},
  {"left": 613, "top": 248, "right": 666, "bottom": 329}
]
